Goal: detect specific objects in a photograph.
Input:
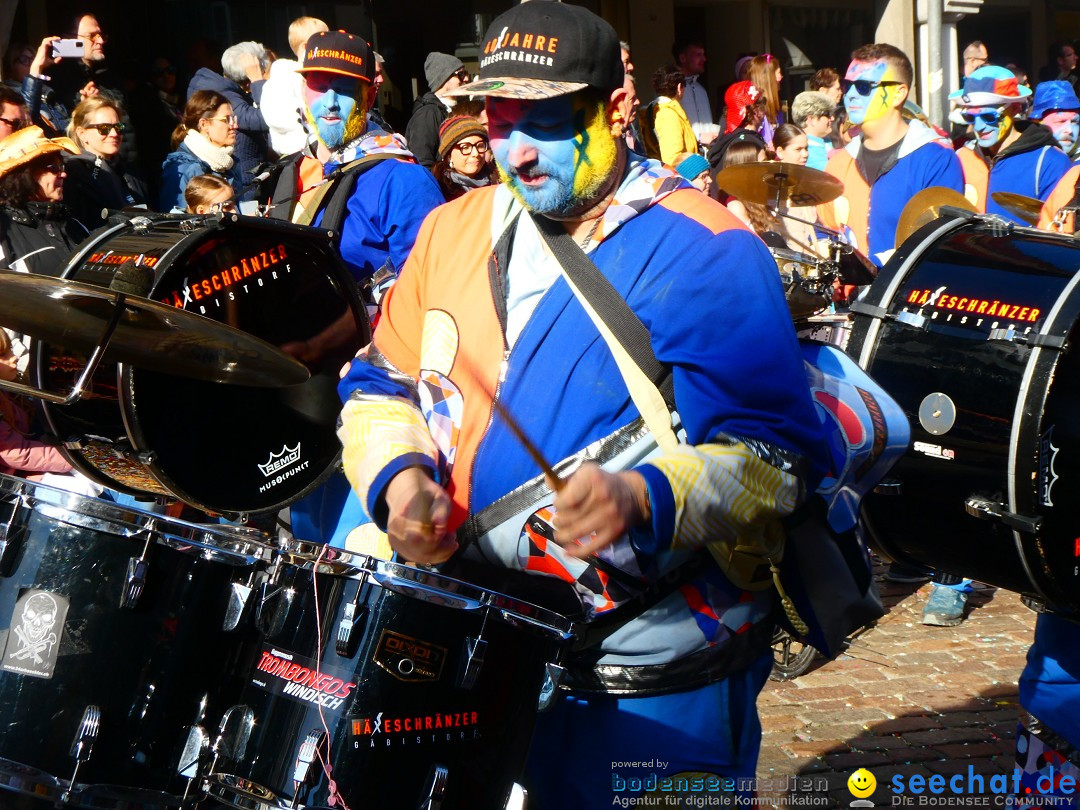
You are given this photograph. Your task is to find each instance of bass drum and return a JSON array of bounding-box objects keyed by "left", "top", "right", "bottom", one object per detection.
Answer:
[
  {"left": 847, "top": 215, "right": 1080, "bottom": 617},
  {"left": 33, "top": 214, "right": 370, "bottom": 518}
]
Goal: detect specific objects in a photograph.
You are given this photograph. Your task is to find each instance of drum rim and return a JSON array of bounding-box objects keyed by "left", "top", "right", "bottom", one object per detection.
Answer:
[
  {"left": 278, "top": 541, "right": 574, "bottom": 638},
  {"left": 0, "top": 472, "right": 273, "bottom": 566}
]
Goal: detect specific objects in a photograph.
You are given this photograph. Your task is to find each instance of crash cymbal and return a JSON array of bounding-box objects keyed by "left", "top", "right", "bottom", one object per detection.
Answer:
[
  {"left": 991, "top": 191, "right": 1042, "bottom": 225},
  {"left": 895, "top": 187, "right": 977, "bottom": 246},
  {"left": 713, "top": 162, "right": 844, "bottom": 207},
  {"left": 0, "top": 270, "right": 309, "bottom": 387}
]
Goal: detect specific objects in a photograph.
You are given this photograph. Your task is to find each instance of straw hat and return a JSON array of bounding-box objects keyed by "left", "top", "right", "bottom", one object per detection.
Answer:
[{"left": 0, "top": 126, "right": 78, "bottom": 180}]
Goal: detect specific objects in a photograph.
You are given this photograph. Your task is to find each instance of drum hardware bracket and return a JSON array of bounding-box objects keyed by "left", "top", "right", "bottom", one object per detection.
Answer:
[
  {"left": 121, "top": 535, "right": 154, "bottom": 609},
  {"left": 177, "top": 724, "right": 210, "bottom": 803},
  {"left": 336, "top": 571, "right": 370, "bottom": 657},
  {"left": 61, "top": 704, "right": 101, "bottom": 804},
  {"left": 848, "top": 301, "right": 889, "bottom": 320},
  {"left": 964, "top": 496, "right": 1041, "bottom": 534},
  {"left": 538, "top": 663, "right": 567, "bottom": 712},
  {"left": 257, "top": 561, "right": 297, "bottom": 638},
  {"left": 459, "top": 608, "right": 491, "bottom": 690},
  {"left": 291, "top": 728, "right": 327, "bottom": 804},
  {"left": 418, "top": 763, "right": 449, "bottom": 810},
  {"left": 223, "top": 572, "right": 260, "bottom": 632},
  {"left": 987, "top": 327, "right": 1068, "bottom": 350},
  {"left": 872, "top": 478, "right": 903, "bottom": 496},
  {"left": 894, "top": 311, "right": 928, "bottom": 330},
  {"left": 1021, "top": 595, "right": 1048, "bottom": 614},
  {"left": 209, "top": 705, "right": 255, "bottom": 776}
]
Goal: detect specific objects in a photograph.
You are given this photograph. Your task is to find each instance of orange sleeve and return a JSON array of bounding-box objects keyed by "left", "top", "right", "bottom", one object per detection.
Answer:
[{"left": 1038, "top": 165, "right": 1080, "bottom": 233}]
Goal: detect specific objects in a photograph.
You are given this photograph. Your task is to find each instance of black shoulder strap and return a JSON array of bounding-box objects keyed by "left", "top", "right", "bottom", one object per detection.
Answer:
[
  {"left": 318, "top": 153, "right": 404, "bottom": 238},
  {"left": 530, "top": 213, "right": 675, "bottom": 409}
]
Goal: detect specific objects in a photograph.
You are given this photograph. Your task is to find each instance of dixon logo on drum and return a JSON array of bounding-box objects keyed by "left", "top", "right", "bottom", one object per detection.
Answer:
[{"left": 374, "top": 630, "right": 446, "bottom": 683}]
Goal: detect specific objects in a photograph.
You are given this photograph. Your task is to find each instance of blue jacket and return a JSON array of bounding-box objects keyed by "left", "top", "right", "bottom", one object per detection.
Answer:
[
  {"left": 313, "top": 157, "right": 444, "bottom": 281},
  {"left": 1020, "top": 612, "right": 1080, "bottom": 747},
  {"left": 186, "top": 68, "right": 269, "bottom": 201},
  {"left": 158, "top": 142, "right": 245, "bottom": 212}
]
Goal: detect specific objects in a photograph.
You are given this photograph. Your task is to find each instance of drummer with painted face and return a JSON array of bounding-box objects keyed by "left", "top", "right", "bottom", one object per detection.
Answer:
[
  {"left": 336, "top": 3, "right": 828, "bottom": 808},
  {"left": 818, "top": 43, "right": 963, "bottom": 267},
  {"left": 951, "top": 65, "right": 1071, "bottom": 225}
]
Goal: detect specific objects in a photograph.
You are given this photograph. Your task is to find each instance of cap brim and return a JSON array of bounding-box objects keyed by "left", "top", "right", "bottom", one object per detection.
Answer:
[
  {"left": 296, "top": 66, "right": 371, "bottom": 82},
  {"left": 446, "top": 77, "right": 589, "bottom": 100},
  {"left": 949, "top": 88, "right": 1032, "bottom": 107}
]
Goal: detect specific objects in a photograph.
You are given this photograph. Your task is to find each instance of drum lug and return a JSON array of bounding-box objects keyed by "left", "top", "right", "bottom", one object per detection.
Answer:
[
  {"left": 1021, "top": 595, "right": 1048, "bottom": 614},
  {"left": 177, "top": 724, "right": 210, "bottom": 804},
  {"left": 336, "top": 574, "right": 369, "bottom": 657},
  {"left": 964, "top": 496, "right": 1042, "bottom": 534},
  {"left": 459, "top": 636, "right": 488, "bottom": 690},
  {"left": 418, "top": 763, "right": 449, "bottom": 810},
  {"left": 537, "top": 663, "right": 566, "bottom": 712},
  {"left": 872, "top": 478, "right": 903, "bottom": 496},
  {"left": 505, "top": 783, "right": 528, "bottom": 810},
  {"left": 121, "top": 537, "right": 153, "bottom": 609},
  {"left": 894, "top": 311, "right": 928, "bottom": 330},
  {"left": 223, "top": 576, "right": 257, "bottom": 632},
  {"left": 209, "top": 705, "right": 255, "bottom": 775},
  {"left": 61, "top": 704, "right": 100, "bottom": 803},
  {"left": 291, "top": 728, "right": 327, "bottom": 795},
  {"left": 256, "top": 581, "right": 297, "bottom": 638}
]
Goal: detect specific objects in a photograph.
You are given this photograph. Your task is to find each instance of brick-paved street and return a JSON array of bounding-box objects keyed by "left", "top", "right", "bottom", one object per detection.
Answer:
[{"left": 756, "top": 562, "right": 1038, "bottom": 808}]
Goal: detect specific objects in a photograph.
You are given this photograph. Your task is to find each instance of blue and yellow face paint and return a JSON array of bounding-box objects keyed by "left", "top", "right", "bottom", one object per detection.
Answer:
[
  {"left": 488, "top": 94, "right": 618, "bottom": 216},
  {"left": 843, "top": 60, "right": 905, "bottom": 126},
  {"left": 303, "top": 72, "right": 371, "bottom": 150},
  {"left": 961, "top": 105, "right": 1012, "bottom": 148}
]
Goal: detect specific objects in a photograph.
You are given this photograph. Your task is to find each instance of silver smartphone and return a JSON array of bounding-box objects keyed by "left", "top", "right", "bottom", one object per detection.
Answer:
[{"left": 51, "top": 39, "right": 85, "bottom": 59}]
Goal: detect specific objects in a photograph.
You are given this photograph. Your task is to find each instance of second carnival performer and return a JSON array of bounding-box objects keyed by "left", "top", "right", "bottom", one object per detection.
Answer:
[{"left": 336, "top": 2, "right": 828, "bottom": 808}]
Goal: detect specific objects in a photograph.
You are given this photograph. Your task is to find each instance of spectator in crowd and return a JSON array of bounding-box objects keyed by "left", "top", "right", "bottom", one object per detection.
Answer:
[
  {"left": 404, "top": 52, "right": 467, "bottom": 168},
  {"left": 673, "top": 151, "right": 712, "bottom": 194},
  {"left": 818, "top": 43, "right": 964, "bottom": 268},
  {"left": 1030, "top": 80, "right": 1080, "bottom": 160},
  {"left": 651, "top": 63, "right": 698, "bottom": 165},
  {"left": 433, "top": 115, "right": 494, "bottom": 201},
  {"left": 368, "top": 51, "right": 395, "bottom": 133},
  {"left": 183, "top": 173, "right": 236, "bottom": 214},
  {"left": 809, "top": 67, "right": 842, "bottom": 108},
  {"left": 951, "top": 65, "right": 1070, "bottom": 225},
  {"left": 791, "top": 90, "right": 834, "bottom": 170},
  {"left": 159, "top": 90, "right": 243, "bottom": 212},
  {"left": 0, "top": 86, "right": 30, "bottom": 140},
  {"left": 749, "top": 54, "right": 785, "bottom": 147},
  {"left": 126, "top": 56, "right": 184, "bottom": 199},
  {"left": 2, "top": 42, "right": 34, "bottom": 92},
  {"left": 260, "top": 16, "right": 329, "bottom": 157},
  {"left": 672, "top": 36, "right": 713, "bottom": 144},
  {"left": 773, "top": 122, "right": 808, "bottom": 165},
  {"left": 20, "top": 36, "right": 78, "bottom": 133},
  {"left": 713, "top": 134, "right": 769, "bottom": 228},
  {"left": 187, "top": 41, "right": 271, "bottom": 200},
  {"left": 49, "top": 14, "right": 125, "bottom": 110},
  {"left": 962, "top": 41, "right": 989, "bottom": 78},
  {"left": 0, "top": 125, "right": 90, "bottom": 276},
  {"left": 1038, "top": 41, "right": 1079, "bottom": 88},
  {"left": 62, "top": 96, "right": 147, "bottom": 227},
  {"left": 621, "top": 41, "right": 634, "bottom": 77}
]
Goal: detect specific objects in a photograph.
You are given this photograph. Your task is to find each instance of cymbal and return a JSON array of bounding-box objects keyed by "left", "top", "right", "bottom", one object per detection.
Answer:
[
  {"left": 991, "top": 191, "right": 1042, "bottom": 225},
  {"left": 0, "top": 270, "right": 310, "bottom": 387},
  {"left": 895, "top": 187, "right": 977, "bottom": 246},
  {"left": 713, "top": 162, "right": 844, "bottom": 207}
]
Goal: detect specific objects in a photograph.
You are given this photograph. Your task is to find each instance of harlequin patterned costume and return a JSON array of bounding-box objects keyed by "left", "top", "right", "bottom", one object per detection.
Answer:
[{"left": 337, "top": 156, "right": 828, "bottom": 806}]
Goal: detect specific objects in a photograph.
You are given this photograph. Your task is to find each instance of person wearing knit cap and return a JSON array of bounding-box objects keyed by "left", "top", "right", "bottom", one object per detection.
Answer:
[
  {"left": 951, "top": 64, "right": 1070, "bottom": 224},
  {"left": 672, "top": 151, "right": 711, "bottom": 194},
  {"left": 433, "top": 114, "right": 494, "bottom": 200},
  {"left": 404, "top": 51, "right": 469, "bottom": 168}
]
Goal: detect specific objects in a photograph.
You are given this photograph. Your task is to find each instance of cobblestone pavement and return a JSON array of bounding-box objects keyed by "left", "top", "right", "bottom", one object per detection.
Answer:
[{"left": 756, "top": 563, "right": 1038, "bottom": 808}]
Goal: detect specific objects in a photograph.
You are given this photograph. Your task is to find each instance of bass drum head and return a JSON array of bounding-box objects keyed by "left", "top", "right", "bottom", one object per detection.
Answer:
[
  {"left": 848, "top": 215, "right": 1080, "bottom": 616},
  {"left": 42, "top": 215, "right": 369, "bottom": 516}
]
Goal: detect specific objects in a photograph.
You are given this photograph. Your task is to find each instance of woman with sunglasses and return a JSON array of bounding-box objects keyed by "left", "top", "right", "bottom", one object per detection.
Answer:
[
  {"left": 158, "top": 90, "right": 244, "bottom": 212},
  {"left": 0, "top": 125, "right": 90, "bottom": 276},
  {"left": 62, "top": 96, "right": 148, "bottom": 228},
  {"left": 432, "top": 115, "right": 494, "bottom": 201}
]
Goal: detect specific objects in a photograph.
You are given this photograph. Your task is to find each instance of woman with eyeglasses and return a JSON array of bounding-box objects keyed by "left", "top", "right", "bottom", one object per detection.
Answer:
[
  {"left": 62, "top": 96, "right": 148, "bottom": 228},
  {"left": 432, "top": 116, "right": 495, "bottom": 201},
  {"left": 0, "top": 125, "right": 90, "bottom": 277},
  {"left": 158, "top": 90, "right": 244, "bottom": 212}
]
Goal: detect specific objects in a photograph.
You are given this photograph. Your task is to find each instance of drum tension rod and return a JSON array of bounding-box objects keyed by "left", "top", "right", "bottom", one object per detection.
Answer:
[
  {"left": 290, "top": 728, "right": 327, "bottom": 806},
  {"left": 121, "top": 535, "right": 154, "bottom": 610},
  {"left": 459, "top": 609, "right": 490, "bottom": 690},
  {"left": 336, "top": 569, "right": 370, "bottom": 658},
  {"left": 61, "top": 704, "right": 101, "bottom": 804},
  {"left": 964, "top": 496, "right": 1041, "bottom": 534}
]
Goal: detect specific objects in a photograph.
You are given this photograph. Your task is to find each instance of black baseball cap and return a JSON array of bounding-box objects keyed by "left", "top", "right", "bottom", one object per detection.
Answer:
[
  {"left": 450, "top": 1, "right": 623, "bottom": 100},
  {"left": 297, "top": 30, "right": 375, "bottom": 83}
]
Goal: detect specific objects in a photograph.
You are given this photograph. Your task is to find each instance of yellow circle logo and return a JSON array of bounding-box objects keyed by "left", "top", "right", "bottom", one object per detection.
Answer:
[{"left": 848, "top": 768, "right": 877, "bottom": 798}]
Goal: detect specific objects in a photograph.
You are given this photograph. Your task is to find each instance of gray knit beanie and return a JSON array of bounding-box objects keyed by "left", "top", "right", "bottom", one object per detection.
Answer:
[{"left": 425, "top": 52, "right": 464, "bottom": 92}]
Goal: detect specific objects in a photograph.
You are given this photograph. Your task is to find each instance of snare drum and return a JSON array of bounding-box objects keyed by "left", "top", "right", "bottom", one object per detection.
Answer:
[
  {"left": 205, "top": 547, "right": 573, "bottom": 810},
  {"left": 771, "top": 248, "right": 832, "bottom": 321},
  {"left": 0, "top": 473, "right": 270, "bottom": 808},
  {"left": 848, "top": 216, "right": 1080, "bottom": 616},
  {"left": 34, "top": 214, "right": 370, "bottom": 518}
]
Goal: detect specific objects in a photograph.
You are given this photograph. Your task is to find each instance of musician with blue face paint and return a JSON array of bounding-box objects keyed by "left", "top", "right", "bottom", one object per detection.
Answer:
[
  {"left": 951, "top": 65, "right": 1071, "bottom": 225},
  {"left": 1030, "top": 80, "right": 1080, "bottom": 161},
  {"left": 818, "top": 43, "right": 964, "bottom": 267}
]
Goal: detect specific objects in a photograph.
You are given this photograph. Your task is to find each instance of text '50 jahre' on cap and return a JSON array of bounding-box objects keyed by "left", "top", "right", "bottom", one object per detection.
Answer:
[
  {"left": 449, "top": 0, "right": 623, "bottom": 100},
  {"left": 296, "top": 30, "right": 375, "bottom": 83}
]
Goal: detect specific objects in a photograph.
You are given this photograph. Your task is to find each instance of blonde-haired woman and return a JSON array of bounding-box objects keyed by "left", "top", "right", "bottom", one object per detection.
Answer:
[{"left": 63, "top": 96, "right": 148, "bottom": 227}]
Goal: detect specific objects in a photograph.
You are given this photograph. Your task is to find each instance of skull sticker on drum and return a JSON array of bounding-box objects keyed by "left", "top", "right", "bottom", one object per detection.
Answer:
[{"left": 2, "top": 590, "right": 68, "bottom": 679}]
